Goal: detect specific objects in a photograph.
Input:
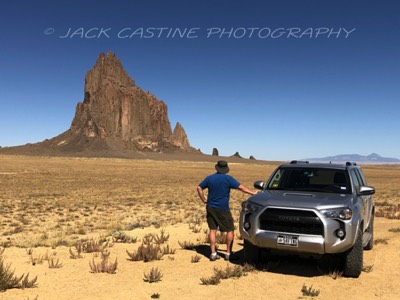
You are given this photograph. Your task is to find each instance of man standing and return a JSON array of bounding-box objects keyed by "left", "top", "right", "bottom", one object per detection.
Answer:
[{"left": 197, "top": 160, "right": 257, "bottom": 261}]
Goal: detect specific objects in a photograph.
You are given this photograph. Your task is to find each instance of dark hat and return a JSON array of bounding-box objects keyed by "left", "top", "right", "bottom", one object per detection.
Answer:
[{"left": 215, "top": 160, "right": 229, "bottom": 174}]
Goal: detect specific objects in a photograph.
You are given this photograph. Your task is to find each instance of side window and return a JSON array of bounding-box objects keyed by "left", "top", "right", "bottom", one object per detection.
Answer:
[
  {"left": 355, "top": 168, "right": 367, "bottom": 186},
  {"left": 268, "top": 169, "right": 282, "bottom": 189},
  {"left": 350, "top": 170, "right": 361, "bottom": 192}
]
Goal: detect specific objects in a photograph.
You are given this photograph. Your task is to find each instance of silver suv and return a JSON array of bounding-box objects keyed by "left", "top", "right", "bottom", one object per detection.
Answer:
[{"left": 239, "top": 161, "right": 375, "bottom": 278}]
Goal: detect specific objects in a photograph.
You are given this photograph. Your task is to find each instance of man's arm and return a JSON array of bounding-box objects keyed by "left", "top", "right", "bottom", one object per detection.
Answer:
[
  {"left": 238, "top": 184, "right": 257, "bottom": 195},
  {"left": 197, "top": 186, "right": 207, "bottom": 204}
]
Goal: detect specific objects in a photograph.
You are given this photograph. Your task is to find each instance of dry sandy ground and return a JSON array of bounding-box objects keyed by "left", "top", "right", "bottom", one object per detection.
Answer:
[
  {"left": 1, "top": 219, "right": 400, "bottom": 300},
  {"left": 1, "top": 155, "right": 400, "bottom": 300}
]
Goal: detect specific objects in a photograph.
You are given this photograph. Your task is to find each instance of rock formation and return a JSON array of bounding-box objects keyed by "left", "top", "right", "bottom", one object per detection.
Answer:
[
  {"left": 212, "top": 148, "right": 219, "bottom": 156},
  {"left": 48, "top": 52, "right": 198, "bottom": 154},
  {"left": 231, "top": 152, "right": 243, "bottom": 158}
]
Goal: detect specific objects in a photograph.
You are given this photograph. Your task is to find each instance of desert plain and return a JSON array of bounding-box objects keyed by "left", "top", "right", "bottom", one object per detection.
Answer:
[{"left": 0, "top": 154, "right": 400, "bottom": 300}]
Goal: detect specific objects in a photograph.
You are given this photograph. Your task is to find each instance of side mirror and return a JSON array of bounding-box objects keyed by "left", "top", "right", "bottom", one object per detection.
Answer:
[
  {"left": 254, "top": 181, "right": 265, "bottom": 190},
  {"left": 358, "top": 186, "right": 375, "bottom": 196}
]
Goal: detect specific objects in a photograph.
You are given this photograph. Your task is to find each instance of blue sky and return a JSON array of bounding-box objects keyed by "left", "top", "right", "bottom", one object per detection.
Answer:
[{"left": 0, "top": 0, "right": 399, "bottom": 161}]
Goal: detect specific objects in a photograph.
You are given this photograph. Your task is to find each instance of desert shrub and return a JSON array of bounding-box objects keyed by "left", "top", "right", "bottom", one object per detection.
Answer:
[
  {"left": 242, "top": 263, "right": 256, "bottom": 273},
  {"left": 143, "top": 267, "right": 163, "bottom": 283},
  {"left": 151, "top": 293, "right": 160, "bottom": 299},
  {"left": 126, "top": 243, "right": 164, "bottom": 262},
  {"left": 30, "top": 254, "right": 44, "bottom": 266},
  {"left": 89, "top": 251, "right": 118, "bottom": 274},
  {"left": 374, "top": 238, "right": 389, "bottom": 245},
  {"left": 389, "top": 227, "right": 400, "bottom": 233},
  {"left": 111, "top": 231, "right": 138, "bottom": 243},
  {"left": 362, "top": 264, "right": 374, "bottom": 273},
  {"left": 375, "top": 203, "right": 400, "bottom": 219},
  {"left": 69, "top": 245, "right": 83, "bottom": 259},
  {"left": 188, "top": 223, "right": 202, "bottom": 233},
  {"left": 328, "top": 269, "right": 343, "bottom": 279},
  {"left": 81, "top": 239, "right": 111, "bottom": 253},
  {"left": 153, "top": 229, "right": 170, "bottom": 244},
  {"left": 142, "top": 234, "right": 154, "bottom": 245},
  {"left": 178, "top": 240, "right": 196, "bottom": 250},
  {"left": 48, "top": 258, "right": 63, "bottom": 269},
  {"left": 161, "top": 244, "right": 176, "bottom": 255},
  {"left": 0, "top": 257, "right": 38, "bottom": 291},
  {"left": 301, "top": 284, "right": 320, "bottom": 297},
  {"left": 188, "top": 216, "right": 203, "bottom": 226},
  {"left": 200, "top": 275, "right": 221, "bottom": 285},
  {"left": 200, "top": 264, "right": 252, "bottom": 285},
  {"left": 213, "top": 265, "right": 246, "bottom": 280},
  {"left": 191, "top": 255, "right": 201, "bottom": 263}
]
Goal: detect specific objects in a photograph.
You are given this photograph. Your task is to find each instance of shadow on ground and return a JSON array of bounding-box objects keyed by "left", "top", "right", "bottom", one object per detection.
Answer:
[{"left": 191, "top": 243, "right": 344, "bottom": 278}]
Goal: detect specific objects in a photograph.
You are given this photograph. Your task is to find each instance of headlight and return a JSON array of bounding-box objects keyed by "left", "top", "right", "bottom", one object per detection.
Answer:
[
  {"left": 322, "top": 208, "right": 352, "bottom": 220},
  {"left": 241, "top": 201, "right": 260, "bottom": 213}
]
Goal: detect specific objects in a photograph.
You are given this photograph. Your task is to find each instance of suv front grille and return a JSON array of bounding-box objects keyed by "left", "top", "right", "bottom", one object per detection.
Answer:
[{"left": 259, "top": 208, "right": 323, "bottom": 236}]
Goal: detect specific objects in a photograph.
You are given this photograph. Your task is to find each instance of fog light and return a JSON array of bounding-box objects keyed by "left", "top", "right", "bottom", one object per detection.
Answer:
[
  {"left": 336, "top": 229, "right": 346, "bottom": 239},
  {"left": 244, "top": 222, "right": 251, "bottom": 230}
]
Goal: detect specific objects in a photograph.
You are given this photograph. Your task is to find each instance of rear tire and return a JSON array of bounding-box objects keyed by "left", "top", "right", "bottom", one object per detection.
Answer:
[
  {"left": 244, "top": 239, "right": 260, "bottom": 265},
  {"left": 343, "top": 228, "right": 363, "bottom": 278}
]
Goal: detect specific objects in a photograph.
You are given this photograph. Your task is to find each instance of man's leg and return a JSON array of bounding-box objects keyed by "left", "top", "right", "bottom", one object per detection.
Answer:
[
  {"left": 209, "top": 229, "right": 217, "bottom": 254},
  {"left": 226, "top": 230, "right": 234, "bottom": 254}
]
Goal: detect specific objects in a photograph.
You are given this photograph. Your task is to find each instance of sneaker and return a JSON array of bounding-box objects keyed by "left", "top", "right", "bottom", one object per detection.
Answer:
[
  {"left": 210, "top": 254, "right": 220, "bottom": 261},
  {"left": 225, "top": 252, "right": 239, "bottom": 261}
]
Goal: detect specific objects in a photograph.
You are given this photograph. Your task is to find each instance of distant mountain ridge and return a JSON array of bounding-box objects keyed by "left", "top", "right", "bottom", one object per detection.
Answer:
[{"left": 305, "top": 153, "right": 400, "bottom": 164}]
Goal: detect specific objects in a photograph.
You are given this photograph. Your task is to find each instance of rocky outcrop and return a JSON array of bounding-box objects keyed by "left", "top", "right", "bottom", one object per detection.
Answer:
[
  {"left": 212, "top": 148, "right": 219, "bottom": 156},
  {"left": 231, "top": 152, "right": 243, "bottom": 158},
  {"left": 50, "top": 52, "right": 198, "bottom": 154},
  {"left": 171, "top": 122, "right": 191, "bottom": 148},
  {"left": 249, "top": 155, "right": 256, "bottom": 160}
]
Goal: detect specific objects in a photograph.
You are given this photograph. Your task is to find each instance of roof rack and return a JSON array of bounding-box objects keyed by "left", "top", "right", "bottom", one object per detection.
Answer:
[
  {"left": 345, "top": 161, "right": 357, "bottom": 166},
  {"left": 290, "top": 160, "right": 309, "bottom": 164}
]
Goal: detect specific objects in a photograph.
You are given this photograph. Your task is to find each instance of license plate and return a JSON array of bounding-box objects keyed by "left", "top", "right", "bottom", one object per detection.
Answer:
[{"left": 277, "top": 235, "right": 298, "bottom": 247}]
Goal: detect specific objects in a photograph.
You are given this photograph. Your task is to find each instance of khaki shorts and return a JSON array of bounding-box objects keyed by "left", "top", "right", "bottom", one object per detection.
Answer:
[{"left": 206, "top": 206, "right": 234, "bottom": 232}]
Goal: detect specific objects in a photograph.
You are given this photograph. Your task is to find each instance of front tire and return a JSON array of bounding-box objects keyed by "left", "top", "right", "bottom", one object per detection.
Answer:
[
  {"left": 244, "top": 239, "right": 260, "bottom": 265},
  {"left": 343, "top": 228, "right": 363, "bottom": 278}
]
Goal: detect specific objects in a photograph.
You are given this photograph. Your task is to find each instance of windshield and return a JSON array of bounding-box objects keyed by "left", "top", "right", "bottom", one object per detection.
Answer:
[{"left": 267, "top": 168, "right": 351, "bottom": 194}]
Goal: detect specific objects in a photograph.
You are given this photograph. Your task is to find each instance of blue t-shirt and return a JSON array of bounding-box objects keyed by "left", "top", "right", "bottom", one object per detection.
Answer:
[{"left": 199, "top": 173, "right": 240, "bottom": 211}]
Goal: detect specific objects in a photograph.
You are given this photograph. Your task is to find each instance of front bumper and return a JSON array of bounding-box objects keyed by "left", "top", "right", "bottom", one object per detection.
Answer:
[{"left": 239, "top": 206, "right": 358, "bottom": 254}]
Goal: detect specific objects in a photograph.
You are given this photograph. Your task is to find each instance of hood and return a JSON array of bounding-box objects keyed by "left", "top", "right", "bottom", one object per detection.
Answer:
[{"left": 248, "top": 190, "right": 353, "bottom": 210}]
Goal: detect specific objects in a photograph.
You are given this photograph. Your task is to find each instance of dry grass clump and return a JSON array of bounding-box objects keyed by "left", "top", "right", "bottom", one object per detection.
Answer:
[
  {"left": 375, "top": 203, "right": 400, "bottom": 219},
  {"left": 0, "top": 256, "right": 38, "bottom": 291},
  {"left": 191, "top": 255, "right": 202, "bottom": 263},
  {"left": 178, "top": 240, "right": 197, "bottom": 250},
  {"left": 362, "top": 264, "right": 374, "bottom": 273},
  {"left": 161, "top": 244, "right": 176, "bottom": 255},
  {"left": 126, "top": 243, "right": 166, "bottom": 262},
  {"left": 374, "top": 238, "right": 389, "bottom": 245},
  {"left": 111, "top": 231, "right": 138, "bottom": 243},
  {"left": 200, "top": 264, "right": 253, "bottom": 285},
  {"left": 301, "top": 284, "right": 320, "bottom": 297},
  {"left": 48, "top": 258, "right": 63, "bottom": 269},
  {"left": 89, "top": 250, "right": 118, "bottom": 274},
  {"left": 143, "top": 267, "right": 163, "bottom": 283},
  {"left": 388, "top": 227, "right": 400, "bottom": 233},
  {"left": 69, "top": 245, "right": 83, "bottom": 259},
  {"left": 327, "top": 269, "right": 343, "bottom": 279},
  {"left": 81, "top": 239, "right": 112, "bottom": 253}
]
